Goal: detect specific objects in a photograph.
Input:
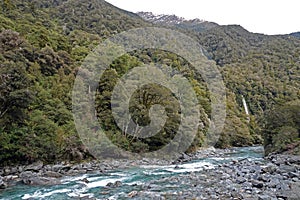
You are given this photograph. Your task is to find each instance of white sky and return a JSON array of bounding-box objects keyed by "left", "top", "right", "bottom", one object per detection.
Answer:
[{"left": 106, "top": 0, "right": 300, "bottom": 35}]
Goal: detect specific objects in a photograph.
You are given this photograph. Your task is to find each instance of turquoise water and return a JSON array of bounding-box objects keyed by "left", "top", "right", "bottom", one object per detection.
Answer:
[{"left": 0, "top": 146, "right": 264, "bottom": 200}]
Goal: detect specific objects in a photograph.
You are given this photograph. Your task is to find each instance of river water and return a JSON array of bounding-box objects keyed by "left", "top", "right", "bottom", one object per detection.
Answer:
[{"left": 0, "top": 146, "right": 264, "bottom": 200}]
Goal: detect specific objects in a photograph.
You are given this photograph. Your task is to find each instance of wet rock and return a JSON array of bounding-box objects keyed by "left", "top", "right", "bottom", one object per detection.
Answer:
[
  {"left": 114, "top": 180, "right": 122, "bottom": 187},
  {"left": 82, "top": 178, "right": 89, "bottom": 183},
  {"left": 106, "top": 181, "right": 122, "bottom": 188},
  {"left": 106, "top": 182, "right": 114, "bottom": 187},
  {"left": 128, "top": 190, "right": 138, "bottom": 198},
  {"left": 20, "top": 171, "right": 60, "bottom": 186}
]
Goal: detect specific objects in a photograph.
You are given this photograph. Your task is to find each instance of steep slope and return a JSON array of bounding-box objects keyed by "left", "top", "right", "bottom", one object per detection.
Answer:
[
  {"left": 0, "top": 0, "right": 150, "bottom": 165},
  {"left": 140, "top": 12, "right": 299, "bottom": 151},
  {"left": 198, "top": 26, "right": 300, "bottom": 150},
  {"left": 1, "top": 0, "right": 211, "bottom": 164}
]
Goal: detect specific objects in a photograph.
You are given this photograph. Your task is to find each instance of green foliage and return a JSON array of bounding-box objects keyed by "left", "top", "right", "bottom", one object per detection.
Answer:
[
  {"left": 0, "top": 0, "right": 299, "bottom": 166},
  {"left": 262, "top": 102, "right": 300, "bottom": 155}
]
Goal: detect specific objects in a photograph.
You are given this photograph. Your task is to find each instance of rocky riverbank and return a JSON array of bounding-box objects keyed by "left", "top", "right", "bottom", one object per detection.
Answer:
[
  {"left": 0, "top": 147, "right": 299, "bottom": 200},
  {"left": 147, "top": 154, "right": 300, "bottom": 200}
]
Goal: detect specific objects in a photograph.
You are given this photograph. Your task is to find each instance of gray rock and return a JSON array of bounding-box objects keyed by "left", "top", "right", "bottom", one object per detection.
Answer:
[
  {"left": 3, "top": 168, "right": 11, "bottom": 175},
  {"left": 267, "top": 179, "right": 280, "bottom": 188},
  {"left": 114, "top": 180, "right": 122, "bottom": 187},
  {"left": 276, "top": 182, "right": 290, "bottom": 190},
  {"left": 3, "top": 175, "right": 19, "bottom": 181},
  {"left": 292, "top": 177, "right": 299, "bottom": 182},
  {"left": 52, "top": 164, "right": 64, "bottom": 172},
  {"left": 10, "top": 167, "right": 18, "bottom": 174},
  {"left": 25, "top": 161, "right": 43, "bottom": 172},
  {"left": 258, "top": 195, "right": 272, "bottom": 200},
  {"left": 241, "top": 168, "right": 250, "bottom": 174},
  {"left": 20, "top": 171, "right": 59, "bottom": 186},
  {"left": 261, "top": 164, "right": 277, "bottom": 174},
  {"left": 81, "top": 178, "right": 89, "bottom": 183},
  {"left": 236, "top": 177, "right": 247, "bottom": 184},
  {"left": 43, "top": 171, "right": 63, "bottom": 178},
  {"left": 0, "top": 177, "right": 7, "bottom": 189},
  {"left": 278, "top": 165, "right": 296, "bottom": 173},
  {"left": 23, "top": 176, "right": 59, "bottom": 186},
  {"left": 106, "top": 182, "right": 114, "bottom": 187},
  {"left": 231, "top": 192, "right": 243, "bottom": 199},
  {"left": 288, "top": 172, "right": 298, "bottom": 178},
  {"left": 106, "top": 181, "right": 122, "bottom": 188},
  {"left": 18, "top": 166, "right": 24, "bottom": 173},
  {"left": 258, "top": 175, "right": 269, "bottom": 182},
  {"left": 252, "top": 180, "right": 264, "bottom": 188}
]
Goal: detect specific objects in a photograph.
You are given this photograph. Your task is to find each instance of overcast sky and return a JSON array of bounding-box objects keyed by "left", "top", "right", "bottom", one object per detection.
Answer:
[{"left": 106, "top": 0, "right": 299, "bottom": 35}]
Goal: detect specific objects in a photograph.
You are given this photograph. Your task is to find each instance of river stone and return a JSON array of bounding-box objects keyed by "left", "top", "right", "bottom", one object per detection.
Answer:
[
  {"left": 128, "top": 190, "right": 138, "bottom": 198},
  {"left": 261, "top": 164, "right": 277, "bottom": 174},
  {"left": 288, "top": 172, "right": 298, "bottom": 178},
  {"left": 106, "top": 182, "right": 114, "bottom": 187},
  {"left": 258, "top": 195, "right": 272, "bottom": 200},
  {"left": 267, "top": 178, "right": 280, "bottom": 188},
  {"left": 114, "top": 181, "right": 122, "bottom": 187},
  {"left": 236, "top": 177, "right": 247, "bottom": 184},
  {"left": 252, "top": 180, "right": 264, "bottom": 188}
]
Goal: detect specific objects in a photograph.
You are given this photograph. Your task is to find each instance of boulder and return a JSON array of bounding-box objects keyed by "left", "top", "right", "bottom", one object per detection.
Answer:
[{"left": 20, "top": 171, "right": 60, "bottom": 186}]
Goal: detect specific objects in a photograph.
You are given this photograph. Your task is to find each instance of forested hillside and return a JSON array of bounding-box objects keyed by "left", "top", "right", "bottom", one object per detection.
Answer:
[{"left": 0, "top": 0, "right": 299, "bottom": 166}]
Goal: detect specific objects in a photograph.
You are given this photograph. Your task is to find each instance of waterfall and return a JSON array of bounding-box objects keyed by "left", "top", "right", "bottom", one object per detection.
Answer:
[{"left": 242, "top": 95, "right": 250, "bottom": 122}]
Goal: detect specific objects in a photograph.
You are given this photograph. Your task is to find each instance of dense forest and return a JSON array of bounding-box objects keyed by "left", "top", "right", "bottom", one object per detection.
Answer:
[{"left": 0, "top": 0, "right": 299, "bottom": 166}]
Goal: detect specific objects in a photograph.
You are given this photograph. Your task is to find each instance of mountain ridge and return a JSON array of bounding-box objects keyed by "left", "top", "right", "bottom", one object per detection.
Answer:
[{"left": 137, "top": 11, "right": 218, "bottom": 33}]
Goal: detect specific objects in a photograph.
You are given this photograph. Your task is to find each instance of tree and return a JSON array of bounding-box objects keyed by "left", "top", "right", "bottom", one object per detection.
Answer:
[{"left": 262, "top": 102, "right": 300, "bottom": 155}]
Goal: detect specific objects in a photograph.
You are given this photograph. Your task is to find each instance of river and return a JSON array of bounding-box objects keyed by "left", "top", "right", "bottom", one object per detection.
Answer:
[{"left": 0, "top": 146, "right": 265, "bottom": 199}]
